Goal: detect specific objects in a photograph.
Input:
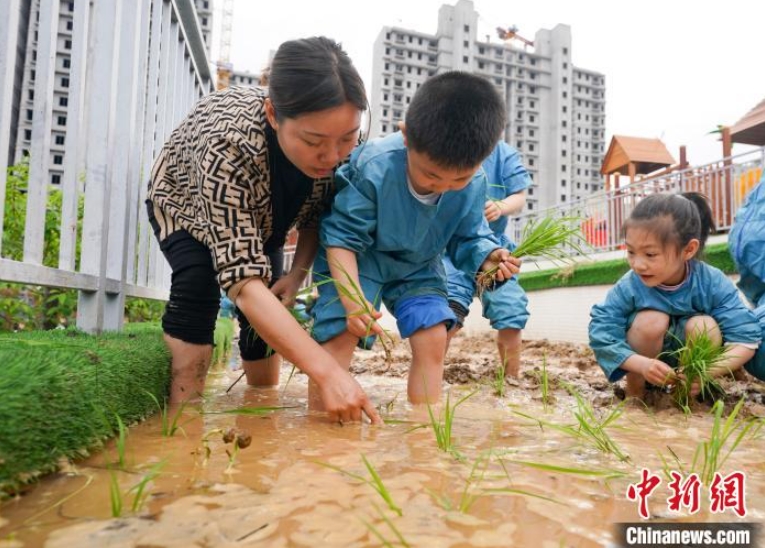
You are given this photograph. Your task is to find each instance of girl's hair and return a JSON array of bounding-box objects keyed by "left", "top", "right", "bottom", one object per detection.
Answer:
[
  {"left": 268, "top": 36, "right": 367, "bottom": 121},
  {"left": 622, "top": 192, "right": 715, "bottom": 256}
]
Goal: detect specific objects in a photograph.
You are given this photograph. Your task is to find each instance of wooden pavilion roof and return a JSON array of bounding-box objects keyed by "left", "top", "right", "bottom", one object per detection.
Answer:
[
  {"left": 730, "top": 97, "right": 765, "bottom": 146},
  {"left": 600, "top": 135, "right": 675, "bottom": 176}
]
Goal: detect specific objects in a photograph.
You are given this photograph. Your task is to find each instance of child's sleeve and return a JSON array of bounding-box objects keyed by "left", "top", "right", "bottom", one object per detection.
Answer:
[
  {"left": 446, "top": 185, "right": 503, "bottom": 276},
  {"left": 589, "top": 279, "right": 637, "bottom": 382},
  {"left": 319, "top": 162, "right": 377, "bottom": 253},
  {"left": 709, "top": 270, "right": 762, "bottom": 346},
  {"left": 497, "top": 142, "right": 532, "bottom": 196}
]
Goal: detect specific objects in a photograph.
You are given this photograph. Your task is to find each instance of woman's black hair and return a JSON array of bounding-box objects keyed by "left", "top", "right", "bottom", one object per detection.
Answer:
[
  {"left": 622, "top": 192, "right": 715, "bottom": 256},
  {"left": 268, "top": 36, "right": 367, "bottom": 120}
]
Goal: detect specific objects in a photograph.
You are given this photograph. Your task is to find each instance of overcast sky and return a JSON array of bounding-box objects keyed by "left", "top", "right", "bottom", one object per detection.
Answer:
[{"left": 210, "top": 0, "right": 765, "bottom": 167}]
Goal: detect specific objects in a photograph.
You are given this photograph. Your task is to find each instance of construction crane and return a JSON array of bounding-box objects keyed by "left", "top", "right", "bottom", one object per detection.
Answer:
[
  {"left": 216, "top": 0, "right": 234, "bottom": 90},
  {"left": 496, "top": 26, "right": 534, "bottom": 49}
]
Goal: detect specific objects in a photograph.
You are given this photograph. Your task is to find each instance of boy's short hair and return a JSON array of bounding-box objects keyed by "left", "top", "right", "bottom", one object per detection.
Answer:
[{"left": 405, "top": 71, "right": 506, "bottom": 169}]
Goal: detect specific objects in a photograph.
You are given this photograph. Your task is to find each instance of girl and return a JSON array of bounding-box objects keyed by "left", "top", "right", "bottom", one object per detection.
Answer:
[
  {"left": 147, "top": 37, "right": 381, "bottom": 424},
  {"left": 589, "top": 192, "right": 761, "bottom": 399}
]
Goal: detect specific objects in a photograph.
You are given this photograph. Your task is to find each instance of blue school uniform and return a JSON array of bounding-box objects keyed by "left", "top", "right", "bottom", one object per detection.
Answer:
[
  {"left": 312, "top": 132, "right": 502, "bottom": 342},
  {"left": 729, "top": 172, "right": 765, "bottom": 308},
  {"left": 445, "top": 142, "right": 532, "bottom": 330},
  {"left": 744, "top": 305, "right": 765, "bottom": 381},
  {"left": 589, "top": 261, "right": 761, "bottom": 382}
]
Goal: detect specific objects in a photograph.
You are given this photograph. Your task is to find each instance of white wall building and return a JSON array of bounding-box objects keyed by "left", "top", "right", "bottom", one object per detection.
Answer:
[{"left": 370, "top": 0, "right": 606, "bottom": 212}]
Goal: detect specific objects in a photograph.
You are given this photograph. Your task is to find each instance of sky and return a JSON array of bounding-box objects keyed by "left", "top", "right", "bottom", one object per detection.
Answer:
[{"left": 210, "top": 0, "right": 765, "bottom": 167}]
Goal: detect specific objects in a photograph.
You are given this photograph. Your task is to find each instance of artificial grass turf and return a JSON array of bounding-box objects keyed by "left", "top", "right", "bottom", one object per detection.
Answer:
[
  {"left": 0, "top": 323, "right": 171, "bottom": 497},
  {"left": 518, "top": 242, "right": 736, "bottom": 292}
]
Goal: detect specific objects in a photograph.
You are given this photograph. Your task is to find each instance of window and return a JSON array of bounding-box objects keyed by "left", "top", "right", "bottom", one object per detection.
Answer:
[
  {"left": 384, "top": 78, "right": 389, "bottom": 86},
  {"left": 52, "top": 174, "right": 61, "bottom": 185},
  {"left": 562, "top": 121, "right": 567, "bottom": 128},
  {"left": 563, "top": 47, "right": 568, "bottom": 55},
  {"left": 463, "top": 40, "right": 469, "bottom": 47},
  {"left": 382, "top": 124, "right": 387, "bottom": 133},
  {"left": 561, "top": 165, "right": 567, "bottom": 172},
  {"left": 383, "top": 109, "right": 388, "bottom": 117},
  {"left": 24, "top": 129, "right": 32, "bottom": 140},
  {"left": 63, "top": 58, "right": 71, "bottom": 69},
  {"left": 59, "top": 97, "right": 68, "bottom": 107},
  {"left": 58, "top": 115, "right": 67, "bottom": 125},
  {"left": 61, "top": 77, "right": 69, "bottom": 88},
  {"left": 202, "top": 17, "right": 207, "bottom": 25},
  {"left": 562, "top": 77, "right": 567, "bottom": 84},
  {"left": 561, "top": 195, "right": 566, "bottom": 202},
  {"left": 561, "top": 179, "right": 566, "bottom": 187},
  {"left": 64, "top": 39, "right": 72, "bottom": 50},
  {"left": 463, "top": 56, "right": 468, "bottom": 63},
  {"left": 68, "top": 2, "right": 74, "bottom": 11},
  {"left": 562, "top": 135, "right": 567, "bottom": 142},
  {"left": 464, "top": 24, "right": 469, "bottom": 32},
  {"left": 529, "top": 130, "right": 535, "bottom": 137},
  {"left": 55, "top": 135, "right": 65, "bottom": 145},
  {"left": 561, "top": 150, "right": 567, "bottom": 157},
  {"left": 478, "top": 62, "right": 484, "bottom": 69},
  {"left": 529, "top": 143, "right": 535, "bottom": 152},
  {"left": 562, "top": 106, "right": 567, "bottom": 113},
  {"left": 28, "top": 89, "right": 34, "bottom": 101},
  {"left": 528, "top": 158, "right": 534, "bottom": 166},
  {"left": 529, "top": 115, "right": 535, "bottom": 123},
  {"left": 563, "top": 62, "right": 568, "bottom": 69},
  {"left": 26, "top": 109, "right": 33, "bottom": 121},
  {"left": 527, "top": 203, "right": 534, "bottom": 211},
  {"left": 383, "top": 93, "right": 388, "bottom": 101},
  {"left": 31, "top": 69, "right": 36, "bottom": 81},
  {"left": 530, "top": 101, "right": 535, "bottom": 108},
  {"left": 53, "top": 154, "right": 63, "bottom": 165},
  {"left": 66, "top": 20, "right": 73, "bottom": 31}
]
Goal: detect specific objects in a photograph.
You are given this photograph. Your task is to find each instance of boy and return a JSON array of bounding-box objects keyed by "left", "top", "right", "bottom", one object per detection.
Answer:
[
  {"left": 310, "top": 71, "right": 520, "bottom": 405},
  {"left": 444, "top": 141, "right": 531, "bottom": 378}
]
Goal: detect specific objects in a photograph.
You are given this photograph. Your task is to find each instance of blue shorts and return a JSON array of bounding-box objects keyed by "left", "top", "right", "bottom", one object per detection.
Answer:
[
  {"left": 311, "top": 252, "right": 456, "bottom": 343},
  {"left": 444, "top": 254, "right": 529, "bottom": 330}
]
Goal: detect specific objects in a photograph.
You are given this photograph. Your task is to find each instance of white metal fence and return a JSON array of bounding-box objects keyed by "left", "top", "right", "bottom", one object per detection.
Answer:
[
  {"left": 507, "top": 147, "right": 765, "bottom": 255},
  {"left": 0, "top": 0, "right": 212, "bottom": 332}
]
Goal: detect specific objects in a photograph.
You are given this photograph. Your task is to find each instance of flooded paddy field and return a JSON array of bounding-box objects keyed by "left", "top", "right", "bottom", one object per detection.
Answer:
[{"left": 2, "top": 333, "right": 764, "bottom": 547}]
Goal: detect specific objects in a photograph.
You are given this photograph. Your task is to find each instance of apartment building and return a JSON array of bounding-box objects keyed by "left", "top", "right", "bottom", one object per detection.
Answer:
[
  {"left": 370, "top": 0, "right": 606, "bottom": 212},
  {"left": 8, "top": 0, "right": 212, "bottom": 185}
]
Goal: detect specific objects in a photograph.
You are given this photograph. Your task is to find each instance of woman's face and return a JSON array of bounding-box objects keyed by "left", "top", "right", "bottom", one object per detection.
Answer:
[{"left": 266, "top": 99, "right": 361, "bottom": 179}]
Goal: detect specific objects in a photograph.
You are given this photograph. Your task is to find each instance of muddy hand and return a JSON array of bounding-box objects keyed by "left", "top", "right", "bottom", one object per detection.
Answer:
[{"left": 320, "top": 367, "right": 383, "bottom": 425}]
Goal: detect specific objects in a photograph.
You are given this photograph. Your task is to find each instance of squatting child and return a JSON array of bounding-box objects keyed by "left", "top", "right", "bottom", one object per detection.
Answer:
[
  {"left": 729, "top": 172, "right": 765, "bottom": 381},
  {"left": 444, "top": 141, "right": 531, "bottom": 378},
  {"left": 589, "top": 192, "right": 761, "bottom": 399},
  {"left": 311, "top": 71, "right": 520, "bottom": 407}
]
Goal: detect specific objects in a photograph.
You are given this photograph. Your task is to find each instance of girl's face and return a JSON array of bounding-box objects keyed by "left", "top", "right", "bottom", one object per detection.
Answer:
[
  {"left": 265, "top": 100, "right": 361, "bottom": 179},
  {"left": 624, "top": 226, "right": 699, "bottom": 287}
]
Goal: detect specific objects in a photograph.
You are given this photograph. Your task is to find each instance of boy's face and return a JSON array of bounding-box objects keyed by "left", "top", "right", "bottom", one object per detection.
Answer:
[{"left": 406, "top": 148, "right": 480, "bottom": 195}]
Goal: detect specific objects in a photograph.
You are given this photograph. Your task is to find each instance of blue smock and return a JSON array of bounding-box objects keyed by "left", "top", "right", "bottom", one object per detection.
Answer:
[
  {"left": 444, "top": 141, "right": 532, "bottom": 329},
  {"left": 589, "top": 261, "right": 762, "bottom": 382},
  {"left": 729, "top": 172, "right": 765, "bottom": 308},
  {"left": 312, "top": 132, "right": 501, "bottom": 342}
]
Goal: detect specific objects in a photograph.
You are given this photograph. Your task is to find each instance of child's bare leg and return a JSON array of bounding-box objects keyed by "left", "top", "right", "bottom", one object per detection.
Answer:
[
  {"left": 243, "top": 355, "right": 282, "bottom": 386},
  {"left": 685, "top": 315, "right": 722, "bottom": 345},
  {"left": 497, "top": 328, "right": 522, "bottom": 378},
  {"left": 625, "top": 310, "right": 669, "bottom": 399},
  {"left": 309, "top": 331, "right": 358, "bottom": 410},
  {"left": 408, "top": 324, "right": 448, "bottom": 404}
]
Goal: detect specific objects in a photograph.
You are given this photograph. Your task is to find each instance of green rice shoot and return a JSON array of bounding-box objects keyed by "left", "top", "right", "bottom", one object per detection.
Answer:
[
  {"left": 663, "top": 327, "right": 729, "bottom": 411},
  {"left": 316, "top": 454, "right": 402, "bottom": 516},
  {"left": 478, "top": 215, "right": 587, "bottom": 289},
  {"left": 426, "top": 389, "right": 476, "bottom": 456}
]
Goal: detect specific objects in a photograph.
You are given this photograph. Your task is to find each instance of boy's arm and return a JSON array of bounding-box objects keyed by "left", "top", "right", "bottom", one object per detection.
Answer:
[
  {"left": 485, "top": 192, "right": 526, "bottom": 222},
  {"left": 326, "top": 246, "right": 383, "bottom": 339}
]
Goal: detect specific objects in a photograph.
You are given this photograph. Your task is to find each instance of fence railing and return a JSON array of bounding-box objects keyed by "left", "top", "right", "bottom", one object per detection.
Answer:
[
  {"left": 507, "top": 146, "right": 765, "bottom": 256},
  {"left": 0, "top": 0, "right": 212, "bottom": 332}
]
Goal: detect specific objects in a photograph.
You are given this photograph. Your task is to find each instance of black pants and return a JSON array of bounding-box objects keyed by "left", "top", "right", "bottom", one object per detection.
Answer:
[{"left": 147, "top": 201, "right": 281, "bottom": 360}]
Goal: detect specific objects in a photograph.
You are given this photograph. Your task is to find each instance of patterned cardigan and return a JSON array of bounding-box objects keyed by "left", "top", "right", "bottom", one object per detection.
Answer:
[{"left": 148, "top": 86, "right": 333, "bottom": 295}]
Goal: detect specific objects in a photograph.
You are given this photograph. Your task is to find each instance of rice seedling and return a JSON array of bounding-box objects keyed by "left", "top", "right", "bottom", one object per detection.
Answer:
[
  {"left": 108, "top": 469, "right": 123, "bottom": 518},
  {"left": 314, "top": 264, "right": 396, "bottom": 368},
  {"left": 426, "top": 450, "right": 491, "bottom": 513},
  {"left": 663, "top": 328, "right": 729, "bottom": 412},
  {"left": 129, "top": 460, "right": 166, "bottom": 513},
  {"left": 513, "top": 384, "right": 629, "bottom": 462},
  {"left": 500, "top": 458, "right": 627, "bottom": 480},
  {"left": 492, "top": 356, "right": 507, "bottom": 397},
  {"left": 477, "top": 215, "right": 587, "bottom": 290},
  {"left": 538, "top": 353, "right": 551, "bottom": 412},
  {"left": 426, "top": 389, "right": 476, "bottom": 456},
  {"left": 360, "top": 502, "right": 411, "bottom": 547},
  {"left": 316, "top": 454, "right": 402, "bottom": 516},
  {"left": 144, "top": 390, "right": 190, "bottom": 437},
  {"left": 114, "top": 414, "right": 128, "bottom": 470},
  {"left": 689, "top": 399, "right": 762, "bottom": 485}
]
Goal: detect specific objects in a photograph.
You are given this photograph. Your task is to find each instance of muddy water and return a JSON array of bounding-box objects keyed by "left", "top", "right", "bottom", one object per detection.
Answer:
[{"left": 1, "top": 337, "right": 764, "bottom": 547}]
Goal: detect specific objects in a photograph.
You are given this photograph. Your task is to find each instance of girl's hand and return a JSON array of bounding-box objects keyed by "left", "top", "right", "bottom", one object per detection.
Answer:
[
  {"left": 484, "top": 200, "right": 505, "bottom": 222},
  {"left": 479, "top": 249, "right": 521, "bottom": 282},
  {"left": 642, "top": 358, "right": 678, "bottom": 388},
  {"left": 270, "top": 272, "right": 303, "bottom": 307}
]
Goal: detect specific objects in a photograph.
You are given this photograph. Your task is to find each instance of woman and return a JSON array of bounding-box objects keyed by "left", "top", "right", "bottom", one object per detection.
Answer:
[{"left": 147, "top": 36, "right": 380, "bottom": 424}]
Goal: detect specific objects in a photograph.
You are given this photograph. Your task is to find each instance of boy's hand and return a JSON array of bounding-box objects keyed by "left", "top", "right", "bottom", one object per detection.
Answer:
[
  {"left": 484, "top": 200, "right": 505, "bottom": 222},
  {"left": 479, "top": 249, "right": 521, "bottom": 282},
  {"left": 345, "top": 301, "right": 384, "bottom": 340}
]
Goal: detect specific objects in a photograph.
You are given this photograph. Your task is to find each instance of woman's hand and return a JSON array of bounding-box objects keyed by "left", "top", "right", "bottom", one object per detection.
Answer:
[
  {"left": 479, "top": 249, "right": 521, "bottom": 282},
  {"left": 316, "top": 364, "right": 383, "bottom": 424},
  {"left": 270, "top": 272, "right": 303, "bottom": 307}
]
